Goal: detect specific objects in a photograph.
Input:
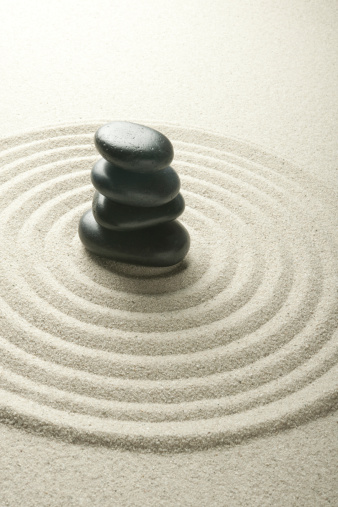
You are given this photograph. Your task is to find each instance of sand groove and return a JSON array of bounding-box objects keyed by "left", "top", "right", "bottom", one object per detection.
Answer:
[{"left": 0, "top": 122, "right": 337, "bottom": 451}]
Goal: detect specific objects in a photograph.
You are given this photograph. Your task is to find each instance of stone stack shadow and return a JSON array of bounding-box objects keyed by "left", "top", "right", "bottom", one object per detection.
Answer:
[{"left": 79, "top": 122, "right": 190, "bottom": 267}]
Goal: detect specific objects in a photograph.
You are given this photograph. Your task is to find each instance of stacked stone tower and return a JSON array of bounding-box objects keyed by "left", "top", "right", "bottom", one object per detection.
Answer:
[{"left": 79, "top": 121, "right": 190, "bottom": 266}]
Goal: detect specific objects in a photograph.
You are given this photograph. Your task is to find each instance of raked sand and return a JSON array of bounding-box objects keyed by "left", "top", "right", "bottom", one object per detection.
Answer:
[
  {"left": 0, "top": 1, "right": 337, "bottom": 505},
  {"left": 0, "top": 122, "right": 337, "bottom": 454}
]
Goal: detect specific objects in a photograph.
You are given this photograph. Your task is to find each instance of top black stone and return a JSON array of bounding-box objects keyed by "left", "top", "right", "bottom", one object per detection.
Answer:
[{"left": 94, "top": 121, "right": 174, "bottom": 173}]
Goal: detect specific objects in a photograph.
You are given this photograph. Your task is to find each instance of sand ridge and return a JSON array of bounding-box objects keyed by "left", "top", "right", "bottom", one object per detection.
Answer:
[{"left": 0, "top": 122, "right": 337, "bottom": 452}]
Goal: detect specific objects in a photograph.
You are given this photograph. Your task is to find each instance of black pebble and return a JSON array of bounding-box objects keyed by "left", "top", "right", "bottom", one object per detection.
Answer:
[
  {"left": 95, "top": 121, "right": 174, "bottom": 173},
  {"left": 92, "top": 191, "right": 185, "bottom": 230},
  {"left": 91, "top": 158, "right": 180, "bottom": 207},
  {"left": 79, "top": 209, "right": 190, "bottom": 267}
]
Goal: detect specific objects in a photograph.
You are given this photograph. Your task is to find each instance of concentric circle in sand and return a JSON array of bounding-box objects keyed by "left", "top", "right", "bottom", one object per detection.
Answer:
[{"left": 0, "top": 122, "right": 337, "bottom": 452}]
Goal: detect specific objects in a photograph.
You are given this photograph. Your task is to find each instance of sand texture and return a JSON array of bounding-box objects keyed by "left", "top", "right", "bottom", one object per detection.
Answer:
[
  {"left": 1, "top": 1, "right": 338, "bottom": 504},
  {"left": 0, "top": 122, "right": 337, "bottom": 454}
]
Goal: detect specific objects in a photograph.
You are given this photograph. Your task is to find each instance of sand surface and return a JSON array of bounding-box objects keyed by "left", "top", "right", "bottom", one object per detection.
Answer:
[{"left": 0, "top": 1, "right": 337, "bottom": 505}]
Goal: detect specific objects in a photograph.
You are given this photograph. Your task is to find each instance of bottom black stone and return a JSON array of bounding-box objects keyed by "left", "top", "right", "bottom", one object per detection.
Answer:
[{"left": 79, "top": 209, "right": 190, "bottom": 267}]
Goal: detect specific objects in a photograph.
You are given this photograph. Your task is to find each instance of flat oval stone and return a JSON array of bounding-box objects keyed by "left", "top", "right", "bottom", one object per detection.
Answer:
[
  {"left": 91, "top": 158, "right": 180, "bottom": 207},
  {"left": 95, "top": 121, "right": 174, "bottom": 173},
  {"left": 92, "top": 191, "right": 185, "bottom": 230},
  {"left": 79, "top": 209, "right": 190, "bottom": 267}
]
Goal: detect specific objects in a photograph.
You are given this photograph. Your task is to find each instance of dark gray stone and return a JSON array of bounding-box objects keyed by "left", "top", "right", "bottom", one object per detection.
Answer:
[
  {"left": 78, "top": 209, "right": 190, "bottom": 267},
  {"left": 92, "top": 191, "right": 185, "bottom": 230},
  {"left": 95, "top": 121, "right": 174, "bottom": 173},
  {"left": 91, "top": 158, "right": 180, "bottom": 207}
]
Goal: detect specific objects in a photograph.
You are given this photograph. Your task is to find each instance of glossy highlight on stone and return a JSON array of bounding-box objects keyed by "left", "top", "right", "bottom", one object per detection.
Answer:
[
  {"left": 95, "top": 121, "right": 174, "bottom": 173},
  {"left": 79, "top": 209, "right": 190, "bottom": 267},
  {"left": 92, "top": 191, "right": 185, "bottom": 230},
  {"left": 91, "top": 158, "right": 180, "bottom": 207}
]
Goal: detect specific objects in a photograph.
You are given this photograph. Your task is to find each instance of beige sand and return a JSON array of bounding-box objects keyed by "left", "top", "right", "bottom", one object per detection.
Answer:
[
  {"left": 0, "top": 121, "right": 337, "bottom": 450},
  {"left": 0, "top": 1, "right": 337, "bottom": 505}
]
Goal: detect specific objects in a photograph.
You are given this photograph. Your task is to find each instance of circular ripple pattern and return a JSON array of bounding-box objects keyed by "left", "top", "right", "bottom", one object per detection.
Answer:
[{"left": 0, "top": 122, "right": 337, "bottom": 452}]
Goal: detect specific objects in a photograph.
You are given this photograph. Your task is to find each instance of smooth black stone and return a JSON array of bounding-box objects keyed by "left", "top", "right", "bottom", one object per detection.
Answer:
[
  {"left": 79, "top": 209, "right": 190, "bottom": 267},
  {"left": 91, "top": 158, "right": 180, "bottom": 207},
  {"left": 95, "top": 121, "right": 174, "bottom": 173},
  {"left": 92, "top": 191, "right": 185, "bottom": 230}
]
